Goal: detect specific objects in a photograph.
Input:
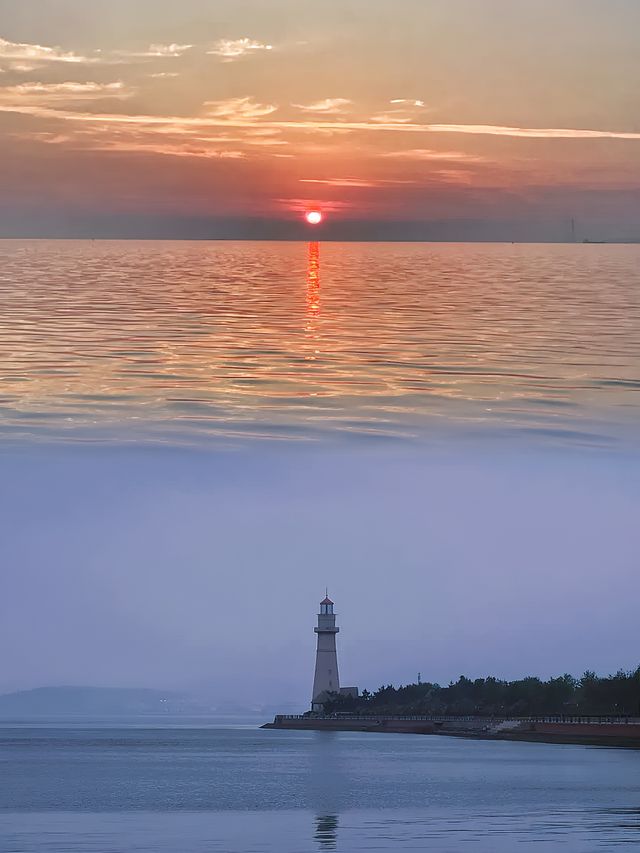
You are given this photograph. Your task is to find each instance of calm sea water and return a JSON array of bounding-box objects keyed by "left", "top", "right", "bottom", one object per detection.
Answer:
[
  {"left": 1, "top": 722, "right": 639, "bottom": 852},
  {"left": 1, "top": 240, "right": 638, "bottom": 448}
]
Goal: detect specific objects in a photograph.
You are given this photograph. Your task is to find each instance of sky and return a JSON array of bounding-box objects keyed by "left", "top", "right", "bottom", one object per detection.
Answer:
[
  {"left": 0, "top": 0, "right": 639, "bottom": 239},
  {"left": 1, "top": 443, "right": 638, "bottom": 708},
  {"left": 1, "top": 4, "right": 639, "bottom": 714}
]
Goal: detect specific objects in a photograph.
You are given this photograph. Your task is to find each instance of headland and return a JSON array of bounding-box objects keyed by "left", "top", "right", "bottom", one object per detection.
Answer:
[{"left": 267, "top": 594, "right": 640, "bottom": 747}]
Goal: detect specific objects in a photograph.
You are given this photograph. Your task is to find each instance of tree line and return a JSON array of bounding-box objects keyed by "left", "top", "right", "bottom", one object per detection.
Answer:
[{"left": 322, "top": 668, "right": 640, "bottom": 717}]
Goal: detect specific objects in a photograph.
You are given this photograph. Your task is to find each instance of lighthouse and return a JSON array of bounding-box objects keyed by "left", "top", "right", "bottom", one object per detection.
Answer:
[
  {"left": 311, "top": 595, "right": 340, "bottom": 711},
  {"left": 311, "top": 595, "right": 358, "bottom": 712}
]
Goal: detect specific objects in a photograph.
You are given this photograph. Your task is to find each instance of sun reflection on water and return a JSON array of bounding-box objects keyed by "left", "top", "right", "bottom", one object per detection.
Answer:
[
  {"left": 307, "top": 241, "right": 321, "bottom": 318},
  {"left": 0, "top": 240, "right": 638, "bottom": 447}
]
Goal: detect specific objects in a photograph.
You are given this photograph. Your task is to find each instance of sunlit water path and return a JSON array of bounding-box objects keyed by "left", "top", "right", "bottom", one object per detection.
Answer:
[{"left": 1, "top": 240, "right": 638, "bottom": 448}]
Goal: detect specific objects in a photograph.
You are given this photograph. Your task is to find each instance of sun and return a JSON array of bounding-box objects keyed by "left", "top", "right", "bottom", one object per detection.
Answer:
[{"left": 305, "top": 210, "right": 323, "bottom": 225}]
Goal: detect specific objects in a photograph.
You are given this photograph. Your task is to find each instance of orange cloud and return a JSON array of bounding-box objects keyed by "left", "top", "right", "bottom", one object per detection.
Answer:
[
  {"left": 390, "top": 99, "right": 425, "bottom": 107},
  {"left": 0, "top": 36, "right": 89, "bottom": 64},
  {"left": 116, "top": 44, "right": 193, "bottom": 58},
  {"left": 292, "top": 99, "right": 352, "bottom": 114},
  {"left": 382, "top": 149, "right": 487, "bottom": 162},
  {"left": 203, "top": 97, "right": 278, "bottom": 120},
  {"left": 4, "top": 81, "right": 131, "bottom": 100},
  {"left": 0, "top": 35, "right": 192, "bottom": 67},
  {"left": 3, "top": 97, "right": 640, "bottom": 144},
  {"left": 300, "top": 178, "right": 416, "bottom": 188},
  {"left": 427, "top": 124, "right": 640, "bottom": 140},
  {"left": 207, "top": 38, "right": 273, "bottom": 60}
]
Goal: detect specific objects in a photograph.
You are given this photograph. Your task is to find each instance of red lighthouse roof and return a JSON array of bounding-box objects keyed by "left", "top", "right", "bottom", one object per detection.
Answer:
[{"left": 321, "top": 596, "right": 334, "bottom": 605}]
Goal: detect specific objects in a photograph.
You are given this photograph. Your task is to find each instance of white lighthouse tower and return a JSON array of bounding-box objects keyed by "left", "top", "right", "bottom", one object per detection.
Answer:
[
  {"left": 311, "top": 594, "right": 340, "bottom": 711},
  {"left": 310, "top": 594, "right": 359, "bottom": 713}
]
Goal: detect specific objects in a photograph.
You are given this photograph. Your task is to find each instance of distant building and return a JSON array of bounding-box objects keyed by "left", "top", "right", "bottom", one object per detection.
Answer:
[{"left": 311, "top": 594, "right": 358, "bottom": 712}]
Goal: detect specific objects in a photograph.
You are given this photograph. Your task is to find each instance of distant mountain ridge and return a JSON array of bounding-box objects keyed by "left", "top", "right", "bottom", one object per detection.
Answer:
[{"left": 0, "top": 686, "right": 199, "bottom": 716}]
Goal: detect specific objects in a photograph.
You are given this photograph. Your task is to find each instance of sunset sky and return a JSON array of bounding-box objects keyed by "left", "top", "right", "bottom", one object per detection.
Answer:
[{"left": 1, "top": 0, "right": 639, "bottom": 239}]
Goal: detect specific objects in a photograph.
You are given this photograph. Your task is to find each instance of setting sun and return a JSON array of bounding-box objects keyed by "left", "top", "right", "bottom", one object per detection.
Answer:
[{"left": 305, "top": 211, "right": 323, "bottom": 226}]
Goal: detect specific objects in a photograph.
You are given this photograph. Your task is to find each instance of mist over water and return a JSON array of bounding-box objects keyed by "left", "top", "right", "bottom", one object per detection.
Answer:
[
  {"left": 1, "top": 240, "right": 638, "bottom": 448},
  {"left": 1, "top": 442, "right": 638, "bottom": 702}
]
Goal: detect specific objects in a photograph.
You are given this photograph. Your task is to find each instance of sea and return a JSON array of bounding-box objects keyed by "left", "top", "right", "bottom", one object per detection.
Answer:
[
  {"left": 0, "top": 240, "right": 638, "bottom": 449},
  {"left": 1, "top": 720, "right": 639, "bottom": 852}
]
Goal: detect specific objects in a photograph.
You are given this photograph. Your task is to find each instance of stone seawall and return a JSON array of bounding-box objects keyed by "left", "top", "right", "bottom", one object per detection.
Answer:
[{"left": 261, "top": 715, "right": 640, "bottom": 747}]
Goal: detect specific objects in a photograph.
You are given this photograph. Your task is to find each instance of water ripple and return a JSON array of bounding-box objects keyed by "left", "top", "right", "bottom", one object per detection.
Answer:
[{"left": 0, "top": 240, "right": 638, "bottom": 448}]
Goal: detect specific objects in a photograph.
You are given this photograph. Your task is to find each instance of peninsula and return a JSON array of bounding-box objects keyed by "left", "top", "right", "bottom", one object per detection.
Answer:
[{"left": 263, "top": 595, "right": 640, "bottom": 747}]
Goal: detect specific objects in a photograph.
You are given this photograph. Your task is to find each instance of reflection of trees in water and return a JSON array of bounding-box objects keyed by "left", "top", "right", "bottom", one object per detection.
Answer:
[{"left": 315, "top": 814, "right": 339, "bottom": 849}]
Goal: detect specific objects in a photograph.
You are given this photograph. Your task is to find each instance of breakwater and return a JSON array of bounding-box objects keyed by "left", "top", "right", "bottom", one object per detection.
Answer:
[{"left": 262, "top": 714, "right": 640, "bottom": 747}]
